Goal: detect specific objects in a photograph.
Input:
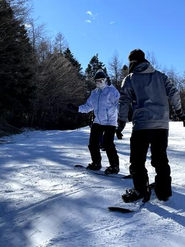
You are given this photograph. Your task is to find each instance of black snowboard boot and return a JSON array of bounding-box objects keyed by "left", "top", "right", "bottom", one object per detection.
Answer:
[
  {"left": 86, "top": 163, "right": 101, "bottom": 171},
  {"left": 155, "top": 176, "right": 172, "bottom": 201},
  {"left": 104, "top": 165, "right": 120, "bottom": 174},
  {"left": 122, "top": 188, "right": 151, "bottom": 203}
]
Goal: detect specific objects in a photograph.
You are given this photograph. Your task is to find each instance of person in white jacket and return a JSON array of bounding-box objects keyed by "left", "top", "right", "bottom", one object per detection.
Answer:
[{"left": 78, "top": 69, "right": 120, "bottom": 174}]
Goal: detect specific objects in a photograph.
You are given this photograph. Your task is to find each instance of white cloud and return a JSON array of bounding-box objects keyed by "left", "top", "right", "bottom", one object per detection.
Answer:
[
  {"left": 86, "top": 11, "right": 93, "bottom": 16},
  {"left": 85, "top": 20, "right": 91, "bottom": 23},
  {"left": 110, "top": 21, "right": 115, "bottom": 25},
  {"left": 86, "top": 10, "right": 96, "bottom": 20}
]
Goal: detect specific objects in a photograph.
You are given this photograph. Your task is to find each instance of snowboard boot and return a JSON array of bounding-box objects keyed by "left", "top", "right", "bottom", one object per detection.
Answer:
[
  {"left": 86, "top": 162, "right": 102, "bottom": 171},
  {"left": 155, "top": 188, "right": 172, "bottom": 201},
  {"left": 157, "top": 195, "right": 170, "bottom": 201},
  {"left": 155, "top": 176, "right": 172, "bottom": 201},
  {"left": 104, "top": 165, "right": 120, "bottom": 174},
  {"left": 122, "top": 188, "right": 151, "bottom": 203}
]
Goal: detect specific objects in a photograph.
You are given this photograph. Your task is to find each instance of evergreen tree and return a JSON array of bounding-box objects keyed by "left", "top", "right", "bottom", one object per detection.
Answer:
[
  {"left": 85, "top": 54, "right": 107, "bottom": 92},
  {"left": 0, "top": 0, "right": 36, "bottom": 126},
  {"left": 85, "top": 53, "right": 107, "bottom": 79},
  {"left": 64, "top": 48, "right": 83, "bottom": 76}
]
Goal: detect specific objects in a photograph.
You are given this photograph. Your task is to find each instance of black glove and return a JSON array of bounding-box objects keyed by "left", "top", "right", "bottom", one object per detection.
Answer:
[
  {"left": 116, "top": 129, "right": 123, "bottom": 139},
  {"left": 116, "top": 119, "right": 126, "bottom": 139},
  {"left": 176, "top": 109, "right": 185, "bottom": 127},
  {"left": 67, "top": 103, "right": 79, "bottom": 112}
]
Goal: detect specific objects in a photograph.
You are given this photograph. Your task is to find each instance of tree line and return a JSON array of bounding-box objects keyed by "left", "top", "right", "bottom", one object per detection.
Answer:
[{"left": 0, "top": 0, "right": 185, "bottom": 136}]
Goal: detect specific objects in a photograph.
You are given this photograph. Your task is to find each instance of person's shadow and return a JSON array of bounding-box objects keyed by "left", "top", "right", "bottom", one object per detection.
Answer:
[{"left": 147, "top": 188, "right": 185, "bottom": 228}]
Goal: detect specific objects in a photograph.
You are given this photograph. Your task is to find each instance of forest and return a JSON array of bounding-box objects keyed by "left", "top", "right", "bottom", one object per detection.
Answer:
[{"left": 0, "top": 0, "right": 185, "bottom": 136}]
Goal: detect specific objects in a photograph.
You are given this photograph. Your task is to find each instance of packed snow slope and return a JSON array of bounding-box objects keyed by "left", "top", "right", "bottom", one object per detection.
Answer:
[{"left": 0, "top": 122, "right": 185, "bottom": 247}]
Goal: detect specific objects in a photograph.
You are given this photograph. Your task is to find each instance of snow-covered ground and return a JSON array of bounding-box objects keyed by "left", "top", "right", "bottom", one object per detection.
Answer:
[{"left": 0, "top": 122, "right": 185, "bottom": 247}]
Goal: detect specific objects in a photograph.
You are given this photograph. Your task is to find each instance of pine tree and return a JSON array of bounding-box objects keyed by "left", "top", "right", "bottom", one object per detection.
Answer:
[
  {"left": 85, "top": 53, "right": 107, "bottom": 79},
  {"left": 0, "top": 0, "right": 36, "bottom": 126},
  {"left": 64, "top": 48, "right": 83, "bottom": 77},
  {"left": 84, "top": 54, "right": 107, "bottom": 92}
]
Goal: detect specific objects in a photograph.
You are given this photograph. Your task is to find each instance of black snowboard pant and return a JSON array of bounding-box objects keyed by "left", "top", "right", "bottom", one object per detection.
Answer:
[
  {"left": 88, "top": 123, "right": 119, "bottom": 167},
  {"left": 129, "top": 129, "right": 172, "bottom": 198}
]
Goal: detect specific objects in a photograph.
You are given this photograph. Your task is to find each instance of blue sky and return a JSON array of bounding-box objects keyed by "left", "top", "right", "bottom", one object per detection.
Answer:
[{"left": 32, "top": 0, "right": 185, "bottom": 74}]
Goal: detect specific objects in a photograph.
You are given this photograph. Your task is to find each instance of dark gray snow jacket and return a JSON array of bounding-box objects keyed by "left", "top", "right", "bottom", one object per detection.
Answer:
[{"left": 119, "top": 62, "right": 182, "bottom": 130}]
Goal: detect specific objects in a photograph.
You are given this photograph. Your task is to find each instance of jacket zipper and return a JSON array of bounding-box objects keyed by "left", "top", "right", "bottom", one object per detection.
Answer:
[{"left": 97, "top": 90, "right": 102, "bottom": 124}]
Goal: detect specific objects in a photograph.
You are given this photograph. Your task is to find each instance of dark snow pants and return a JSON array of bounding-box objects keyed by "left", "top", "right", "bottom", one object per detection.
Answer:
[
  {"left": 129, "top": 129, "right": 172, "bottom": 198},
  {"left": 88, "top": 123, "right": 119, "bottom": 167}
]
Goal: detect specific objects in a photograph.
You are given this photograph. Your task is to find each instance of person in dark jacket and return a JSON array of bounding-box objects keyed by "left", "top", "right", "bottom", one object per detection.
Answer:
[{"left": 117, "top": 49, "right": 185, "bottom": 203}]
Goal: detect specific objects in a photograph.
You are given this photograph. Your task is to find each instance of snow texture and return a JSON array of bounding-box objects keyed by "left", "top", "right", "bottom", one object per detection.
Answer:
[{"left": 0, "top": 122, "right": 185, "bottom": 247}]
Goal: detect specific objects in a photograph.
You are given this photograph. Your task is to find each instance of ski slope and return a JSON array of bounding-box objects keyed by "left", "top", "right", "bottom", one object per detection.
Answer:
[{"left": 0, "top": 122, "right": 185, "bottom": 247}]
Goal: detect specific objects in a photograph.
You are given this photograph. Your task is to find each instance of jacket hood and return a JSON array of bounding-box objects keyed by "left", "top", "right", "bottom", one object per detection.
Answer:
[{"left": 131, "top": 62, "right": 155, "bottom": 74}]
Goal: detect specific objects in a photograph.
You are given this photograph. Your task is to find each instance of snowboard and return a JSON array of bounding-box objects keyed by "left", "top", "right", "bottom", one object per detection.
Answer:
[
  {"left": 74, "top": 165, "right": 156, "bottom": 213},
  {"left": 74, "top": 164, "right": 132, "bottom": 179}
]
